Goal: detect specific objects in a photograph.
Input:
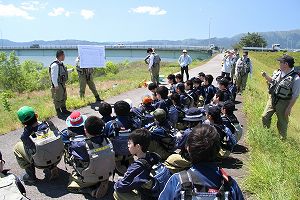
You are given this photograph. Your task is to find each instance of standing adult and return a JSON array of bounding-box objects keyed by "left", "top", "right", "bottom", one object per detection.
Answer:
[
  {"left": 49, "top": 50, "right": 72, "bottom": 116},
  {"left": 75, "top": 56, "right": 102, "bottom": 102},
  {"left": 221, "top": 50, "right": 234, "bottom": 78},
  {"left": 178, "top": 49, "right": 192, "bottom": 81},
  {"left": 231, "top": 49, "right": 240, "bottom": 80},
  {"left": 145, "top": 48, "right": 161, "bottom": 85},
  {"left": 235, "top": 51, "right": 252, "bottom": 94},
  {"left": 261, "top": 55, "right": 300, "bottom": 139}
]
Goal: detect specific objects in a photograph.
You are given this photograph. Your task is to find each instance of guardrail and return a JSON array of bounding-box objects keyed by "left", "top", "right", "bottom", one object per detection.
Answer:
[{"left": 0, "top": 45, "right": 211, "bottom": 51}]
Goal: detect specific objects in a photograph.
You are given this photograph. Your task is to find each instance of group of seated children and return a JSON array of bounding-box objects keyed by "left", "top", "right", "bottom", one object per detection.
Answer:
[{"left": 5, "top": 71, "right": 244, "bottom": 199}]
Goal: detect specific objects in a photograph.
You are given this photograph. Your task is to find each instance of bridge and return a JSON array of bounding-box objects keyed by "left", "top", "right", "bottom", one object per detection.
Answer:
[{"left": 0, "top": 45, "right": 213, "bottom": 65}]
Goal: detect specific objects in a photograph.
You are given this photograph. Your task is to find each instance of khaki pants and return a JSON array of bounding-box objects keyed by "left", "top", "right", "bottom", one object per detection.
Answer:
[
  {"left": 78, "top": 73, "right": 99, "bottom": 98},
  {"left": 235, "top": 73, "right": 248, "bottom": 92},
  {"left": 67, "top": 172, "right": 99, "bottom": 190},
  {"left": 51, "top": 84, "right": 67, "bottom": 109},
  {"left": 150, "top": 65, "right": 160, "bottom": 84},
  {"left": 262, "top": 97, "right": 290, "bottom": 138},
  {"left": 14, "top": 142, "right": 33, "bottom": 169}
]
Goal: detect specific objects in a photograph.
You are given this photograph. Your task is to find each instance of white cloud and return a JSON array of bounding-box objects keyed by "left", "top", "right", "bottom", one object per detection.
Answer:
[
  {"left": 80, "top": 9, "right": 94, "bottom": 20},
  {"left": 129, "top": 6, "right": 167, "bottom": 16},
  {"left": 0, "top": 3, "right": 34, "bottom": 20},
  {"left": 20, "top": 1, "right": 47, "bottom": 11},
  {"left": 48, "top": 7, "right": 71, "bottom": 17}
]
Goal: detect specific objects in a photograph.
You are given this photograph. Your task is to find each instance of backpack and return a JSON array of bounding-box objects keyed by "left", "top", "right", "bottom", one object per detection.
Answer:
[
  {"left": 149, "top": 125, "right": 177, "bottom": 153},
  {"left": 274, "top": 70, "right": 298, "bottom": 100},
  {"left": 30, "top": 121, "right": 64, "bottom": 168},
  {"left": 179, "top": 168, "right": 233, "bottom": 200},
  {"left": 214, "top": 124, "right": 237, "bottom": 152},
  {"left": 0, "top": 173, "right": 27, "bottom": 200},
  {"left": 153, "top": 54, "right": 161, "bottom": 66},
  {"left": 110, "top": 120, "right": 132, "bottom": 156},
  {"left": 137, "top": 155, "right": 171, "bottom": 199},
  {"left": 74, "top": 138, "right": 116, "bottom": 183}
]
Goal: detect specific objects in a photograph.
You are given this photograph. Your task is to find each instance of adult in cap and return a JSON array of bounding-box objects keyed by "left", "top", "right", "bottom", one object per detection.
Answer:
[
  {"left": 178, "top": 49, "right": 192, "bottom": 81},
  {"left": 262, "top": 54, "right": 300, "bottom": 139}
]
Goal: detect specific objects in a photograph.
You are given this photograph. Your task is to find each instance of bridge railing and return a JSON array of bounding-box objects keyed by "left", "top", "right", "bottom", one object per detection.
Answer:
[{"left": 0, "top": 45, "right": 211, "bottom": 51}]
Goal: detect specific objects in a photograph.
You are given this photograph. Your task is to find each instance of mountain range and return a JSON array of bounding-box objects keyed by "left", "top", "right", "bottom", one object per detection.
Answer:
[{"left": 1, "top": 29, "right": 300, "bottom": 49}]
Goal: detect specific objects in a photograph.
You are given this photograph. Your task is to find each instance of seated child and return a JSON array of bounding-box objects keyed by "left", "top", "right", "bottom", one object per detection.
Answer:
[
  {"left": 159, "top": 124, "right": 244, "bottom": 200},
  {"left": 67, "top": 116, "right": 115, "bottom": 198},
  {"left": 114, "top": 129, "right": 160, "bottom": 200}
]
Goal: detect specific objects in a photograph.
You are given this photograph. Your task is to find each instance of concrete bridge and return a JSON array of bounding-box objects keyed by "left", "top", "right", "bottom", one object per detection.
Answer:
[{"left": 0, "top": 45, "right": 212, "bottom": 65}]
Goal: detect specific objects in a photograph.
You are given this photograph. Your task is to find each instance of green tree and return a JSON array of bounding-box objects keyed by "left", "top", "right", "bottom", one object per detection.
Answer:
[
  {"left": 0, "top": 51, "right": 26, "bottom": 92},
  {"left": 239, "top": 32, "right": 267, "bottom": 47}
]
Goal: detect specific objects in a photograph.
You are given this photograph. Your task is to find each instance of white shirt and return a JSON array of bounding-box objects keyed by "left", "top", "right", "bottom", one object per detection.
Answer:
[
  {"left": 148, "top": 54, "right": 154, "bottom": 69},
  {"left": 222, "top": 56, "right": 234, "bottom": 73},
  {"left": 50, "top": 59, "right": 61, "bottom": 87}
]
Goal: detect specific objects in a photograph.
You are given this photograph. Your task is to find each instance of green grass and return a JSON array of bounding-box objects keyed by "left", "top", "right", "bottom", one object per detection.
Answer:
[
  {"left": 242, "top": 52, "right": 300, "bottom": 199},
  {"left": 0, "top": 59, "right": 206, "bottom": 135}
]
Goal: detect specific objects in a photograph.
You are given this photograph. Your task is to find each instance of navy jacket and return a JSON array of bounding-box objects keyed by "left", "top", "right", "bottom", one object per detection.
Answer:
[
  {"left": 204, "top": 85, "right": 216, "bottom": 105},
  {"left": 104, "top": 116, "right": 142, "bottom": 138},
  {"left": 159, "top": 163, "right": 244, "bottom": 200},
  {"left": 114, "top": 153, "right": 159, "bottom": 194}
]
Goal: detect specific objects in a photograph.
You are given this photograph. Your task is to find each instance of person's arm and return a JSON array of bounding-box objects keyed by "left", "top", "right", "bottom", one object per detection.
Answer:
[
  {"left": 158, "top": 174, "right": 181, "bottom": 200},
  {"left": 148, "top": 54, "right": 154, "bottom": 69},
  {"left": 50, "top": 63, "right": 59, "bottom": 87},
  {"left": 188, "top": 55, "right": 192, "bottom": 65},
  {"left": 285, "top": 78, "right": 300, "bottom": 117},
  {"left": 261, "top": 71, "right": 273, "bottom": 83},
  {"left": 178, "top": 55, "right": 182, "bottom": 66},
  {"left": 114, "top": 162, "right": 145, "bottom": 192}
]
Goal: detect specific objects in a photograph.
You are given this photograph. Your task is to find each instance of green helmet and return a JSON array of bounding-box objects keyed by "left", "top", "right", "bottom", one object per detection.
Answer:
[{"left": 17, "top": 106, "right": 35, "bottom": 123}]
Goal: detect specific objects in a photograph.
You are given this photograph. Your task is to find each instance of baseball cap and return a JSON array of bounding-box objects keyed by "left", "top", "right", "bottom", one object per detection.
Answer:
[
  {"left": 183, "top": 49, "right": 187, "bottom": 53},
  {"left": 17, "top": 106, "right": 35, "bottom": 123},
  {"left": 277, "top": 55, "right": 295, "bottom": 66},
  {"left": 142, "top": 96, "right": 153, "bottom": 105},
  {"left": 66, "top": 111, "right": 87, "bottom": 127},
  {"left": 153, "top": 108, "right": 167, "bottom": 122}
]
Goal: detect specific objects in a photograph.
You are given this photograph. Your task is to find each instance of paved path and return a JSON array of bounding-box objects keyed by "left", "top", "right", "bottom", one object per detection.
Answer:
[{"left": 0, "top": 54, "right": 249, "bottom": 199}]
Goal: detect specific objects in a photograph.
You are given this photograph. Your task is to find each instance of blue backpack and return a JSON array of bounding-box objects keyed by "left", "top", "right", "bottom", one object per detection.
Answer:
[
  {"left": 137, "top": 155, "right": 171, "bottom": 199},
  {"left": 110, "top": 120, "right": 132, "bottom": 156}
]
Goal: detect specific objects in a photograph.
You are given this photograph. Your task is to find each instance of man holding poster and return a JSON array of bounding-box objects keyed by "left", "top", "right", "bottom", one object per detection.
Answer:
[{"left": 77, "top": 45, "right": 105, "bottom": 102}]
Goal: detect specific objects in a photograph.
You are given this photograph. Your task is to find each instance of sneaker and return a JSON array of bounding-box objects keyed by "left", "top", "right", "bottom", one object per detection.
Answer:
[
  {"left": 44, "top": 167, "right": 59, "bottom": 181},
  {"left": 90, "top": 181, "right": 109, "bottom": 198},
  {"left": 21, "top": 173, "right": 37, "bottom": 185}
]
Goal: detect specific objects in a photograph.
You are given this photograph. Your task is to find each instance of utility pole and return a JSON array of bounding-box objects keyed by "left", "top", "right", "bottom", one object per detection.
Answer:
[{"left": 208, "top": 18, "right": 211, "bottom": 47}]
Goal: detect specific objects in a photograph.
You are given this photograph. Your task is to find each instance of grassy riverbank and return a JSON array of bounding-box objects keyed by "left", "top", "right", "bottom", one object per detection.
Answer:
[
  {"left": 0, "top": 58, "right": 206, "bottom": 134},
  {"left": 243, "top": 52, "right": 300, "bottom": 199}
]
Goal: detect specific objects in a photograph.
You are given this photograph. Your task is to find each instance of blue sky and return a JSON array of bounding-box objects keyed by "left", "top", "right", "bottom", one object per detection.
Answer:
[{"left": 0, "top": 0, "right": 299, "bottom": 42}]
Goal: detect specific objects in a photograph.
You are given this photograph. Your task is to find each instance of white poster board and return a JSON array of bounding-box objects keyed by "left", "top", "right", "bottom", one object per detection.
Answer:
[{"left": 78, "top": 45, "right": 105, "bottom": 68}]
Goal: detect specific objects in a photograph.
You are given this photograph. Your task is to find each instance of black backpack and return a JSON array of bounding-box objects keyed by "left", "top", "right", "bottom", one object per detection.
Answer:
[{"left": 179, "top": 168, "right": 234, "bottom": 200}]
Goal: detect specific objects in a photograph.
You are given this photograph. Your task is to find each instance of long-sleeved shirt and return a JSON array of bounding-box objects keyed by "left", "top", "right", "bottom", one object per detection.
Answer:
[
  {"left": 50, "top": 59, "right": 72, "bottom": 87},
  {"left": 114, "top": 153, "right": 158, "bottom": 193},
  {"left": 222, "top": 56, "right": 234, "bottom": 73},
  {"left": 148, "top": 54, "right": 154, "bottom": 69},
  {"left": 158, "top": 163, "right": 244, "bottom": 200},
  {"left": 178, "top": 54, "right": 192, "bottom": 68}
]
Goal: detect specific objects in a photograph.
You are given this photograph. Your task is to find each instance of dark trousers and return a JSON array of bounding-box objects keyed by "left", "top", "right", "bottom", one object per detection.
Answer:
[
  {"left": 221, "top": 72, "right": 230, "bottom": 78},
  {"left": 181, "top": 65, "right": 189, "bottom": 81}
]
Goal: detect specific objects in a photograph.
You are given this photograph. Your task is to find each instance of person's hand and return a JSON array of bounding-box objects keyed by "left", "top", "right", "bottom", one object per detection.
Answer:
[
  {"left": 261, "top": 71, "right": 267, "bottom": 77},
  {"left": 285, "top": 107, "right": 292, "bottom": 118}
]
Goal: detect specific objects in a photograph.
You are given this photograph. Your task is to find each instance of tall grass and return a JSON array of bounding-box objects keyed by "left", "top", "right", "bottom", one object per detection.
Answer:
[
  {"left": 243, "top": 52, "right": 300, "bottom": 199},
  {"left": 0, "top": 59, "right": 205, "bottom": 135}
]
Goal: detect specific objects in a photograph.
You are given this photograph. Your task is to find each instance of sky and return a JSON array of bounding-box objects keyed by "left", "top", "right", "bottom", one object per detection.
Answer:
[{"left": 0, "top": 0, "right": 299, "bottom": 42}]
